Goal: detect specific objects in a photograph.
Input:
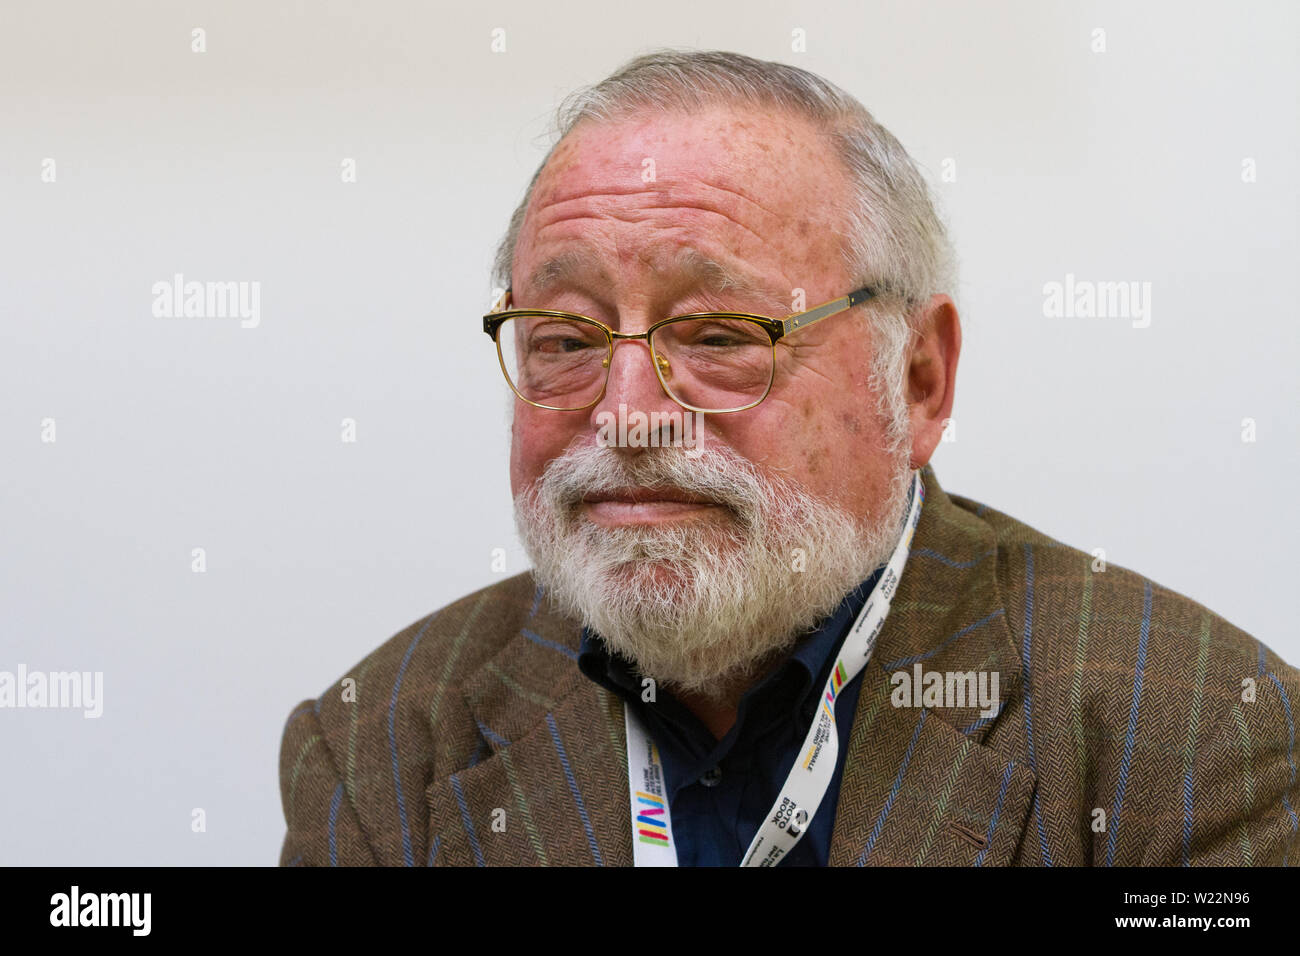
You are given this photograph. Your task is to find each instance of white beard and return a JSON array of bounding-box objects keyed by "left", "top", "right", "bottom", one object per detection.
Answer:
[{"left": 514, "top": 440, "right": 914, "bottom": 702}]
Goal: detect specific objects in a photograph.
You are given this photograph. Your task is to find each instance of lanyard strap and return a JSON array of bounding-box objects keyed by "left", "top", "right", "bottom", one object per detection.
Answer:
[{"left": 625, "top": 470, "right": 924, "bottom": 867}]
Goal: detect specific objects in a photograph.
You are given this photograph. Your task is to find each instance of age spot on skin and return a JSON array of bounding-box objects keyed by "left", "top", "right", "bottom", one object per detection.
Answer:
[{"left": 805, "top": 446, "right": 826, "bottom": 475}]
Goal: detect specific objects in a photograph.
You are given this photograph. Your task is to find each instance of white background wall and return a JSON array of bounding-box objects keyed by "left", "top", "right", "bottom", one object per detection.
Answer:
[{"left": 1, "top": 0, "right": 1295, "bottom": 864}]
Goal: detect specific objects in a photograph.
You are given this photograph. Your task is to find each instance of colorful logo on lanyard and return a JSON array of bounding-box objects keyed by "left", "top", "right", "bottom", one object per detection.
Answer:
[
  {"left": 822, "top": 660, "right": 849, "bottom": 718},
  {"left": 635, "top": 791, "right": 670, "bottom": 847}
]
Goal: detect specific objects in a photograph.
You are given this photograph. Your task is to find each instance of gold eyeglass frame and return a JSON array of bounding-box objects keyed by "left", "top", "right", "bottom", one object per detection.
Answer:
[{"left": 482, "top": 285, "right": 878, "bottom": 413}]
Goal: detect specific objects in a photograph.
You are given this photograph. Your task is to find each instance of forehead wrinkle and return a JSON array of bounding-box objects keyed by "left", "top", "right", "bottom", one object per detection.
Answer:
[
  {"left": 538, "top": 176, "right": 786, "bottom": 226},
  {"left": 537, "top": 135, "right": 802, "bottom": 233},
  {"left": 524, "top": 241, "right": 791, "bottom": 317},
  {"left": 531, "top": 181, "right": 782, "bottom": 250}
]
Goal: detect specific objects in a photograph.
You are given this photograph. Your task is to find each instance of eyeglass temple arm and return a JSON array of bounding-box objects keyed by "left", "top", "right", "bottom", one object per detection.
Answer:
[
  {"left": 485, "top": 285, "right": 877, "bottom": 336},
  {"left": 779, "top": 286, "right": 877, "bottom": 336},
  {"left": 482, "top": 288, "right": 513, "bottom": 337}
]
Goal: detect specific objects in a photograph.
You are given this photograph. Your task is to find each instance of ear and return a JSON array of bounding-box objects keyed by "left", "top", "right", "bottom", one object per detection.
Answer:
[{"left": 905, "top": 294, "right": 961, "bottom": 469}]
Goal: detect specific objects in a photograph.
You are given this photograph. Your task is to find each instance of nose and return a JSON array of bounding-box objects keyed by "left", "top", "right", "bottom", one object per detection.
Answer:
[{"left": 588, "top": 334, "right": 683, "bottom": 446}]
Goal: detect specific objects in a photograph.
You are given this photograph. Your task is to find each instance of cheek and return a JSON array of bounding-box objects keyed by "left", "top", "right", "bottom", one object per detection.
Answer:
[
  {"left": 772, "top": 381, "right": 884, "bottom": 499},
  {"left": 838, "top": 410, "right": 865, "bottom": 435},
  {"left": 509, "top": 405, "right": 585, "bottom": 495}
]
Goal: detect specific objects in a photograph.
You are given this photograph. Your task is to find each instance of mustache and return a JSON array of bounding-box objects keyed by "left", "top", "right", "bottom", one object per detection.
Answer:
[{"left": 534, "top": 442, "right": 775, "bottom": 531}]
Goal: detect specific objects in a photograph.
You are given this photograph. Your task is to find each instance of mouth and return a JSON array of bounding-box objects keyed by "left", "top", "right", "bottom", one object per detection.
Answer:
[{"left": 579, "top": 486, "right": 726, "bottom": 526}]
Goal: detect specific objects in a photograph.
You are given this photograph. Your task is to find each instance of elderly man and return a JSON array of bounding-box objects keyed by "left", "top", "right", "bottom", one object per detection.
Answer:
[{"left": 279, "top": 50, "right": 1298, "bottom": 866}]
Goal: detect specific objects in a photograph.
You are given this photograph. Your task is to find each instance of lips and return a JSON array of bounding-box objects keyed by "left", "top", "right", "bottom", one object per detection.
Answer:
[
  {"left": 577, "top": 486, "right": 729, "bottom": 527},
  {"left": 580, "top": 486, "right": 717, "bottom": 506}
]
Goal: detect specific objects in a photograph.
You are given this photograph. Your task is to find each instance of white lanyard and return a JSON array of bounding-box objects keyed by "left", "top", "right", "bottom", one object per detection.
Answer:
[{"left": 625, "top": 470, "right": 924, "bottom": 867}]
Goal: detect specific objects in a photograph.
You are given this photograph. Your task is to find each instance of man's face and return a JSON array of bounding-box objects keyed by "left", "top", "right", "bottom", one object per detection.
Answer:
[
  {"left": 507, "top": 105, "right": 925, "bottom": 695},
  {"left": 508, "top": 105, "right": 903, "bottom": 526}
]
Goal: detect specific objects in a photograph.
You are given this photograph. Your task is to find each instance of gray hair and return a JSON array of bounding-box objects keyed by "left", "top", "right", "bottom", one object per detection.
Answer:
[{"left": 493, "top": 49, "right": 957, "bottom": 458}]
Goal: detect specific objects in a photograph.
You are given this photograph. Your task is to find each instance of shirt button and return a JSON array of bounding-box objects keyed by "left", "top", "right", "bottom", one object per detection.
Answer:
[{"left": 699, "top": 766, "right": 723, "bottom": 788}]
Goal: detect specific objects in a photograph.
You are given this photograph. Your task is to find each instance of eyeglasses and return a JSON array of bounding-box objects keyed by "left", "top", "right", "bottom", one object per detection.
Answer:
[{"left": 482, "top": 285, "right": 878, "bottom": 413}]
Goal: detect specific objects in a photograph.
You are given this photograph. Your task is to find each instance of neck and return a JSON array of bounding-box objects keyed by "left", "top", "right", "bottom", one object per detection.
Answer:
[
  {"left": 672, "top": 646, "right": 790, "bottom": 741},
  {"left": 674, "top": 690, "right": 740, "bottom": 741}
]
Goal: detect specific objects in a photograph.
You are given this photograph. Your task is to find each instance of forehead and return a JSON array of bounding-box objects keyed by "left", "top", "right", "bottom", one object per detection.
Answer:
[
  {"left": 537, "top": 105, "right": 835, "bottom": 196},
  {"left": 517, "top": 105, "right": 852, "bottom": 284}
]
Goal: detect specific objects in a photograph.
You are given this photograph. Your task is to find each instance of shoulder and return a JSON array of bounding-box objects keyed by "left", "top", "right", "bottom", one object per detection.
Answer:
[
  {"left": 277, "top": 573, "right": 543, "bottom": 865},
  {"left": 942, "top": 486, "right": 1297, "bottom": 863},
  {"left": 287, "top": 571, "right": 542, "bottom": 757},
  {"left": 948, "top": 489, "right": 1281, "bottom": 678},
  {"left": 322, "top": 572, "right": 541, "bottom": 705}
]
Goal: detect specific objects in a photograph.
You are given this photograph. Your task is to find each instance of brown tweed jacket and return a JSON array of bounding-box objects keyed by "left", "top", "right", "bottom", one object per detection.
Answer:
[{"left": 278, "top": 464, "right": 1299, "bottom": 866}]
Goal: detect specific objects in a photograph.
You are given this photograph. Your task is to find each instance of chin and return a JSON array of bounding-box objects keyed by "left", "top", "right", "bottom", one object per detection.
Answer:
[{"left": 605, "top": 558, "right": 699, "bottom": 595}]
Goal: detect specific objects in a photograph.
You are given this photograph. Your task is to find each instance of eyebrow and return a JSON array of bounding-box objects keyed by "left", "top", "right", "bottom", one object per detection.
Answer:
[{"left": 525, "top": 247, "right": 791, "bottom": 316}]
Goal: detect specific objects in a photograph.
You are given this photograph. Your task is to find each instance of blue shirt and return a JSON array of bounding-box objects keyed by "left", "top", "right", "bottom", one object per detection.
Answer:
[{"left": 577, "top": 568, "right": 882, "bottom": 866}]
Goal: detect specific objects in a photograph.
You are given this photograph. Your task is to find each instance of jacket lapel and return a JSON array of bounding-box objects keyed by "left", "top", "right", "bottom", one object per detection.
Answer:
[
  {"left": 426, "top": 592, "right": 632, "bottom": 866},
  {"left": 827, "top": 465, "right": 1036, "bottom": 865}
]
